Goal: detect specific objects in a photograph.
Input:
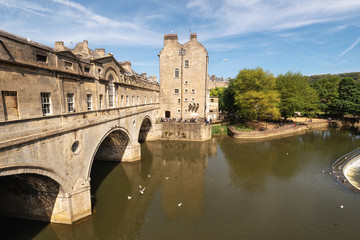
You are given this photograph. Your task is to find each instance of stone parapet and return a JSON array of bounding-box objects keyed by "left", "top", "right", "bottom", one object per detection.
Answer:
[{"left": 158, "top": 122, "right": 211, "bottom": 141}]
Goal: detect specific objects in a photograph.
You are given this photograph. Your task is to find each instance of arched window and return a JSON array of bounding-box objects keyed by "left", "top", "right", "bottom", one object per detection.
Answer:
[
  {"left": 108, "top": 75, "right": 114, "bottom": 108},
  {"left": 174, "top": 68, "right": 179, "bottom": 78}
]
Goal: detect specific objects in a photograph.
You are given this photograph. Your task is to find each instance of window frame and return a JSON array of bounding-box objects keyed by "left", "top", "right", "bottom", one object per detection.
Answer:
[
  {"left": 67, "top": 93, "right": 75, "bottom": 113},
  {"left": 40, "top": 92, "right": 51, "bottom": 115}
]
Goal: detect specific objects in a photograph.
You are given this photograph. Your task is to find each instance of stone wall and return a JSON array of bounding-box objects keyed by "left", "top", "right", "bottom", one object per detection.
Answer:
[{"left": 158, "top": 122, "right": 211, "bottom": 141}]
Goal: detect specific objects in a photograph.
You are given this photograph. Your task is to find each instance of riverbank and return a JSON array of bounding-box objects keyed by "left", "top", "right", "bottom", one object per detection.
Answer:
[{"left": 228, "top": 118, "right": 329, "bottom": 139}]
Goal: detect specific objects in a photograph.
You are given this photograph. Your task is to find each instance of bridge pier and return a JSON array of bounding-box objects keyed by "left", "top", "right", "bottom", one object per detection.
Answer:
[{"left": 51, "top": 178, "right": 92, "bottom": 224}]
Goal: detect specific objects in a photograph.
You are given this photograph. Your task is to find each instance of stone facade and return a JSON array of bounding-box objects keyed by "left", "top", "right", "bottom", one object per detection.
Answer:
[
  {"left": 0, "top": 30, "right": 160, "bottom": 224},
  {"left": 208, "top": 96, "right": 219, "bottom": 120},
  {"left": 159, "top": 33, "right": 208, "bottom": 119},
  {"left": 0, "top": 30, "right": 159, "bottom": 122}
]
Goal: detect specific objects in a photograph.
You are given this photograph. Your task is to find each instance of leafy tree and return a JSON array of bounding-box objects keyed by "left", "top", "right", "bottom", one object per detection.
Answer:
[
  {"left": 276, "top": 72, "right": 319, "bottom": 119},
  {"left": 335, "top": 77, "right": 359, "bottom": 116},
  {"left": 311, "top": 76, "right": 340, "bottom": 116},
  {"left": 232, "top": 68, "right": 280, "bottom": 120}
]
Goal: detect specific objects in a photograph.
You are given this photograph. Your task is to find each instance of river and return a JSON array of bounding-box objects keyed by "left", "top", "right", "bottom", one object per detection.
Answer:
[{"left": 2, "top": 128, "right": 360, "bottom": 240}]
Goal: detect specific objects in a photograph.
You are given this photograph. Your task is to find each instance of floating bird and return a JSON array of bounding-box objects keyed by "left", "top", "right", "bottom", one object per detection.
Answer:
[
  {"left": 223, "top": 59, "right": 228, "bottom": 62},
  {"left": 178, "top": 203, "right": 182, "bottom": 207},
  {"left": 165, "top": 177, "right": 170, "bottom": 180},
  {"left": 128, "top": 196, "right": 132, "bottom": 200},
  {"left": 286, "top": 153, "right": 289, "bottom": 155},
  {"left": 340, "top": 205, "right": 344, "bottom": 209},
  {"left": 322, "top": 170, "right": 325, "bottom": 173},
  {"left": 140, "top": 187, "right": 146, "bottom": 195},
  {"left": 148, "top": 174, "right": 151, "bottom": 178},
  {"left": 328, "top": 172, "right": 333, "bottom": 175},
  {"left": 139, "top": 185, "right": 142, "bottom": 188}
]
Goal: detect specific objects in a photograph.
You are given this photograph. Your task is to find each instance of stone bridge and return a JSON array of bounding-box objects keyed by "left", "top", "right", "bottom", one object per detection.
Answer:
[{"left": 0, "top": 104, "right": 160, "bottom": 224}]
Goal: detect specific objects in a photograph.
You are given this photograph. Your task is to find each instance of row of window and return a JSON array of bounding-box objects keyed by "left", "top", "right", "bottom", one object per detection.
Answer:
[
  {"left": 177, "top": 98, "right": 195, "bottom": 104},
  {"left": 36, "top": 54, "right": 91, "bottom": 73},
  {"left": 174, "top": 89, "right": 196, "bottom": 94},
  {"left": 1, "top": 91, "right": 154, "bottom": 120}
]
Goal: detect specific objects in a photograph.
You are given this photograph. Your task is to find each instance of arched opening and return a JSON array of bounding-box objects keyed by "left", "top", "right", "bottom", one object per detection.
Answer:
[
  {"left": 94, "top": 130, "right": 130, "bottom": 162},
  {"left": 0, "top": 174, "right": 60, "bottom": 222},
  {"left": 138, "top": 117, "right": 152, "bottom": 144}
]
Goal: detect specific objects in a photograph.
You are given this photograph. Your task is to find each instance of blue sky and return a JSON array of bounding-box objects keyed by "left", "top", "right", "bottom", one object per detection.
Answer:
[{"left": 1, "top": 0, "right": 360, "bottom": 80}]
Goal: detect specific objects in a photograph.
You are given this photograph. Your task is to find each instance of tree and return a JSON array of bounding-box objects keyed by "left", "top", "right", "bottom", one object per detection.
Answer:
[
  {"left": 276, "top": 72, "right": 319, "bottom": 119},
  {"left": 311, "top": 76, "right": 340, "bottom": 116},
  {"left": 232, "top": 68, "right": 280, "bottom": 120},
  {"left": 335, "top": 77, "right": 359, "bottom": 116}
]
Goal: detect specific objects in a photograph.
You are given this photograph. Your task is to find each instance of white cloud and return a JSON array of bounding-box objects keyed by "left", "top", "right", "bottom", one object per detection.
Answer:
[
  {"left": 339, "top": 38, "right": 360, "bottom": 57},
  {"left": 187, "top": 0, "right": 360, "bottom": 40}
]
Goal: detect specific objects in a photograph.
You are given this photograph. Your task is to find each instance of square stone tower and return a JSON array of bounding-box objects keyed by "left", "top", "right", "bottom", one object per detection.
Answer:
[{"left": 159, "top": 33, "right": 209, "bottom": 119}]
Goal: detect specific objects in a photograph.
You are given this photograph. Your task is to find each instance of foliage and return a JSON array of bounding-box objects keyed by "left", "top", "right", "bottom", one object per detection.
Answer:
[
  {"left": 311, "top": 75, "right": 340, "bottom": 116},
  {"left": 210, "top": 87, "right": 227, "bottom": 111},
  {"left": 276, "top": 72, "right": 319, "bottom": 119},
  {"left": 334, "top": 77, "right": 360, "bottom": 116},
  {"left": 232, "top": 68, "right": 280, "bottom": 120}
]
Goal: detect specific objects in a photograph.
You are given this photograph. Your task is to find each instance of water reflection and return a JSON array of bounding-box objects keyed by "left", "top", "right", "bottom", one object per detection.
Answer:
[
  {"left": 3, "top": 129, "right": 360, "bottom": 240},
  {"left": 218, "top": 129, "right": 360, "bottom": 193}
]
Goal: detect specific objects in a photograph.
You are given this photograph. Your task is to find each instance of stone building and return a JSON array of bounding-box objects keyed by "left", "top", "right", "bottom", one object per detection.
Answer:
[
  {"left": 159, "top": 33, "right": 208, "bottom": 119},
  {"left": 207, "top": 75, "right": 230, "bottom": 90},
  {"left": 0, "top": 30, "right": 159, "bottom": 122}
]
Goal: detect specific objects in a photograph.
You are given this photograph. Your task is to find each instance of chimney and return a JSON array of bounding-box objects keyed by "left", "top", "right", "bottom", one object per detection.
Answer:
[
  {"left": 190, "top": 33, "right": 197, "bottom": 41},
  {"left": 95, "top": 48, "right": 106, "bottom": 57},
  {"left": 122, "top": 61, "right": 132, "bottom": 72},
  {"left": 164, "top": 34, "right": 178, "bottom": 46},
  {"left": 83, "top": 40, "right": 88, "bottom": 49},
  {"left": 54, "top": 41, "right": 65, "bottom": 51}
]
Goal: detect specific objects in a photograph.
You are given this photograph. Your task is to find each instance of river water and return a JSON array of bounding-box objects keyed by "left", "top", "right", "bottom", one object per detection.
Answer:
[{"left": 2, "top": 129, "right": 360, "bottom": 240}]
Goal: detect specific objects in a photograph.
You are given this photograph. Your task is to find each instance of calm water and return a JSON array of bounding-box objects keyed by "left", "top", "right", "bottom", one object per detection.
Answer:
[{"left": 2, "top": 129, "right": 360, "bottom": 240}]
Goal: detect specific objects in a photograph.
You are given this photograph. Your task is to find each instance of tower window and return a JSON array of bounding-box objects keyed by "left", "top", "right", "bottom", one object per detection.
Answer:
[
  {"left": 36, "top": 54, "right": 47, "bottom": 63},
  {"left": 174, "top": 68, "right": 179, "bottom": 78},
  {"left": 185, "top": 60, "right": 189, "bottom": 68}
]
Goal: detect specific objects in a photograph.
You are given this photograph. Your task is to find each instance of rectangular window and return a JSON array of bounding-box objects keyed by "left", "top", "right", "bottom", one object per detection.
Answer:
[
  {"left": 174, "top": 89, "right": 179, "bottom": 94},
  {"left": 185, "top": 60, "right": 189, "bottom": 68},
  {"left": 184, "top": 89, "right": 188, "bottom": 93},
  {"left": 211, "top": 99, "right": 214, "bottom": 102},
  {"left": 126, "top": 96, "right": 129, "bottom": 106},
  {"left": 2, "top": 91, "right": 19, "bottom": 120},
  {"left": 137, "top": 96, "right": 139, "bottom": 105},
  {"left": 99, "top": 94, "right": 103, "bottom": 109},
  {"left": 84, "top": 67, "right": 90, "bottom": 73},
  {"left": 121, "top": 95, "right": 124, "bottom": 107},
  {"left": 178, "top": 99, "right": 181, "bottom": 104},
  {"left": 115, "top": 86, "right": 118, "bottom": 107},
  {"left": 174, "top": 69, "right": 179, "bottom": 78},
  {"left": 67, "top": 93, "right": 75, "bottom": 113},
  {"left": 191, "top": 98, "right": 195, "bottom": 102},
  {"left": 40, "top": 92, "right": 51, "bottom": 115},
  {"left": 132, "top": 96, "right": 134, "bottom": 106},
  {"left": 185, "top": 98, "right": 188, "bottom": 102},
  {"left": 185, "top": 81, "right": 188, "bottom": 85},
  {"left": 36, "top": 54, "right": 47, "bottom": 63},
  {"left": 87, "top": 94, "right": 92, "bottom": 110},
  {"left": 191, "top": 89, "right": 195, "bottom": 94},
  {"left": 65, "top": 61, "right": 73, "bottom": 69}
]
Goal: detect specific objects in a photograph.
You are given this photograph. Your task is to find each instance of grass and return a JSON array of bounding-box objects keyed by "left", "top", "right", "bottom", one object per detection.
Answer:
[
  {"left": 212, "top": 125, "right": 228, "bottom": 135},
  {"left": 233, "top": 123, "right": 254, "bottom": 132}
]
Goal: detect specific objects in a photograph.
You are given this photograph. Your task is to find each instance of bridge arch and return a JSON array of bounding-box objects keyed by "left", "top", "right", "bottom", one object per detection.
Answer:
[
  {"left": 87, "top": 126, "right": 134, "bottom": 179},
  {"left": 138, "top": 115, "right": 153, "bottom": 143},
  {"left": 0, "top": 166, "right": 70, "bottom": 222}
]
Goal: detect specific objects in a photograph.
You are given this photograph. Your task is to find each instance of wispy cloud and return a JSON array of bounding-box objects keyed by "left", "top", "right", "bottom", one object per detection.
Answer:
[
  {"left": 339, "top": 38, "right": 360, "bottom": 57},
  {"left": 187, "top": 0, "right": 360, "bottom": 40}
]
